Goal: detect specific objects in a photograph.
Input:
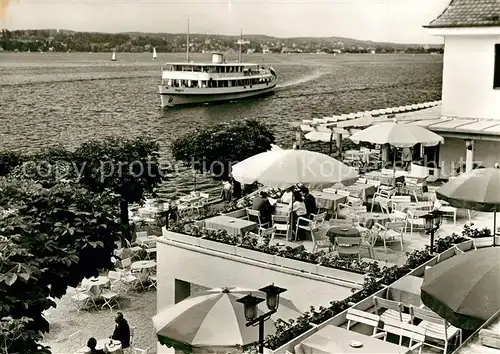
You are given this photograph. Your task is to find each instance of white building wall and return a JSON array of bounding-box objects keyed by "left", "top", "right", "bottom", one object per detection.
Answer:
[
  {"left": 441, "top": 35, "right": 500, "bottom": 120},
  {"left": 156, "top": 240, "right": 353, "bottom": 312},
  {"left": 156, "top": 239, "right": 355, "bottom": 353}
]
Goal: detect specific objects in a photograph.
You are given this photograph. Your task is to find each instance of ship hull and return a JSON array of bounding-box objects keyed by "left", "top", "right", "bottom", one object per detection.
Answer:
[{"left": 159, "top": 84, "right": 276, "bottom": 108}]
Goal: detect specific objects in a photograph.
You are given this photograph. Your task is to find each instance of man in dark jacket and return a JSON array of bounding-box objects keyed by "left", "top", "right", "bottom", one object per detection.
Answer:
[
  {"left": 111, "top": 312, "right": 131, "bottom": 349},
  {"left": 300, "top": 186, "right": 318, "bottom": 217},
  {"left": 251, "top": 191, "right": 274, "bottom": 225}
]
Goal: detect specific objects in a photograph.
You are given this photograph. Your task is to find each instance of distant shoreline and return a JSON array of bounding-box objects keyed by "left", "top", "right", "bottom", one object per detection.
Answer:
[{"left": 0, "top": 29, "right": 444, "bottom": 55}]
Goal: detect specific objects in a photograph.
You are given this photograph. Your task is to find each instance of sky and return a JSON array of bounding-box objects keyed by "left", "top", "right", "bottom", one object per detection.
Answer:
[{"left": 1, "top": 0, "right": 451, "bottom": 44}]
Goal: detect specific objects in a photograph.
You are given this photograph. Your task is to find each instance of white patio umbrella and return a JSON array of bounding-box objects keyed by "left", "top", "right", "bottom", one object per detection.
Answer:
[
  {"left": 153, "top": 287, "right": 301, "bottom": 353},
  {"left": 349, "top": 120, "right": 443, "bottom": 173},
  {"left": 231, "top": 149, "right": 357, "bottom": 189},
  {"left": 305, "top": 130, "right": 333, "bottom": 143},
  {"left": 349, "top": 120, "right": 444, "bottom": 148}
]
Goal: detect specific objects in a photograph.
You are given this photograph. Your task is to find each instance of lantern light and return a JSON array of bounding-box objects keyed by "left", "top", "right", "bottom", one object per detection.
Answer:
[
  {"left": 236, "top": 294, "right": 264, "bottom": 322},
  {"left": 259, "top": 283, "right": 287, "bottom": 311}
]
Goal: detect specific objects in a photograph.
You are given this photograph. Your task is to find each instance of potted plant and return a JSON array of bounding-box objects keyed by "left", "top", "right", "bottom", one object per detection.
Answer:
[{"left": 462, "top": 223, "right": 493, "bottom": 248}]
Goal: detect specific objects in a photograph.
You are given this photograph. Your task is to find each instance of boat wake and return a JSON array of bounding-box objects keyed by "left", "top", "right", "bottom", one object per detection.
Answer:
[
  {"left": 1, "top": 74, "right": 156, "bottom": 87},
  {"left": 276, "top": 70, "right": 327, "bottom": 89}
]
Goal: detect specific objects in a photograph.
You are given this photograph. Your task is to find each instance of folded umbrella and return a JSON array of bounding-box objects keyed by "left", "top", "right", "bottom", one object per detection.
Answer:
[{"left": 420, "top": 248, "right": 500, "bottom": 330}]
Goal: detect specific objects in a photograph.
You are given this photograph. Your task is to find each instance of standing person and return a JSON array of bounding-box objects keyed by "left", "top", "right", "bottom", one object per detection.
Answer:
[
  {"left": 292, "top": 191, "right": 308, "bottom": 240},
  {"left": 231, "top": 175, "right": 242, "bottom": 199},
  {"left": 220, "top": 179, "right": 233, "bottom": 202},
  {"left": 300, "top": 186, "right": 318, "bottom": 218},
  {"left": 111, "top": 312, "right": 131, "bottom": 350},
  {"left": 402, "top": 147, "right": 412, "bottom": 171}
]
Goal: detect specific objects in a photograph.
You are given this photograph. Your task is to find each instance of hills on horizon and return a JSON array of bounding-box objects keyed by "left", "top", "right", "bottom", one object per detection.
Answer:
[{"left": 0, "top": 29, "right": 444, "bottom": 54}]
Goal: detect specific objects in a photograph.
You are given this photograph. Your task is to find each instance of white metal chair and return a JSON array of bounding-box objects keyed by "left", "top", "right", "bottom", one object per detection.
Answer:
[
  {"left": 245, "top": 208, "right": 270, "bottom": 228},
  {"left": 124, "top": 239, "right": 143, "bottom": 261},
  {"left": 100, "top": 286, "right": 120, "bottom": 310},
  {"left": 311, "top": 224, "right": 333, "bottom": 254},
  {"left": 272, "top": 213, "right": 290, "bottom": 239},
  {"left": 433, "top": 200, "right": 457, "bottom": 225},
  {"left": 71, "top": 291, "right": 92, "bottom": 314},
  {"left": 406, "top": 209, "right": 425, "bottom": 235},
  {"left": 410, "top": 305, "right": 462, "bottom": 353},
  {"left": 107, "top": 270, "right": 122, "bottom": 290},
  {"left": 148, "top": 270, "right": 157, "bottom": 291},
  {"left": 373, "top": 296, "right": 411, "bottom": 323},
  {"left": 334, "top": 236, "right": 361, "bottom": 259},
  {"left": 371, "top": 192, "right": 391, "bottom": 213},
  {"left": 376, "top": 221, "right": 405, "bottom": 253},
  {"left": 295, "top": 212, "right": 326, "bottom": 241},
  {"left": 360, "top": 227, "right": 379, "bottom": 259},
  {"left": 118, "top": 257, "right": 139, "bottom": 293},
  {"left": 346, "top": 308, "right": 382, "bottom": 335}
]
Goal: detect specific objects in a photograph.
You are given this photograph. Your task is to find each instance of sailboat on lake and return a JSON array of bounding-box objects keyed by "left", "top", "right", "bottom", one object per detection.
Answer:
[
  {"left": 111, "top": 51, "right": 117, "bottom": 61},
  {"left": 152, "top": 47, "right": 158, "bottom": 60}
]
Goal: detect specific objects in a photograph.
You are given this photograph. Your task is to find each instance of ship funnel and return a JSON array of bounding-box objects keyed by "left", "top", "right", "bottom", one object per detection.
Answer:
[{"left": 212, "top": 52, "right": 224, "bottom": 64}]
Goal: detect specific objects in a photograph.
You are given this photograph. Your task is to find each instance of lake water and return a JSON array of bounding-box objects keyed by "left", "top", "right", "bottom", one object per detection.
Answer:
[{"left": 0, "top": 52, "right": 442, "bottom": 198}]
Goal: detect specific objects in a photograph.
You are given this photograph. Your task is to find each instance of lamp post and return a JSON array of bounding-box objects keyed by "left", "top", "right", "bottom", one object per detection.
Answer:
[
  {"left": 236, "top": 284, "right": 287, "bottom": 353},
  {"left": 423, "top": 209, "right": 443, "bottom": 254}
]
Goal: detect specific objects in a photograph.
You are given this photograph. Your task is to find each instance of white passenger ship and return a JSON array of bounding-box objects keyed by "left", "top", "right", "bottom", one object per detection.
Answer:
[{"left": 158, "top": 26, "right": 277, "bottom": 108}]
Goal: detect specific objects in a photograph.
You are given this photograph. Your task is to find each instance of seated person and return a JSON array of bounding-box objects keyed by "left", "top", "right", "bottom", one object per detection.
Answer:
[
  {"left": 111, "top": 312, "right": 130, "bottom": 349},
  {"left": 280, "top": 186, "right": 295, "bottom": 205},
  {"left": 86, "top": 338, "right": 105, "bottom": 354},
  {"left": 292, "top": 191, "right": 308, "bottom": 240},
  {"left": 251, "top": 191, "right": 275, "bottom": 225},
  {"left": 300, "top": 186, "right": 318, "bottom": 217}
]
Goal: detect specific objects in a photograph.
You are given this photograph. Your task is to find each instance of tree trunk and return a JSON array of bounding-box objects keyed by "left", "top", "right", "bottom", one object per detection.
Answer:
[{"left": 120, "top": 200, "right": 131, "bottom": 241}]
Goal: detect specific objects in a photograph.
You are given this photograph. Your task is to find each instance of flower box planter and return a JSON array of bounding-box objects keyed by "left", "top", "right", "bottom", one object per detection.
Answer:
[
  {"left": 224, "top": 208, "right": 247, "bottom": 219},
  {"left": 264, "top": 239, "right": 471, "bottom": 349},
  {"left": 199, "top": 237, "right": 237, "bottom": 255},
  {"left": 235, "top": 246, "right": 276, "bottom": 264},
  {"left": 164, "top": 230, "right": 200, "bottom": 247},
  {"left": 275, "top": 255, "right": 318, "bottom": 274},
  {"left": 472, "top": 237, "right": 495, "bottom": 248},
  {"left": 316, "top": 265, "right": 365, "bottom": 284}
]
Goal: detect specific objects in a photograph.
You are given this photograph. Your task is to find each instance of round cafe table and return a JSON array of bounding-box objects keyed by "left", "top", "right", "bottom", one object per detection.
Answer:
[
  {"left": 131, "top": 260, "right": 156, "bottom": 271},
  {"left": 327, "top": 226, "right": 360, "bottom": 243},
  {"left": 358, "top": 212, "right": 391, "bottom": 229},
  {"left": 83, "top": 276, "right": 110, "bottom": 295},
  {"left": 76, "top": 339, "right": 122, "bottom": 354}
]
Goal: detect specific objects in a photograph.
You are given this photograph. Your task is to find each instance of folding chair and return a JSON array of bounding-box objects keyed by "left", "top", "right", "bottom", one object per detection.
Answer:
[
  {"left": 334, "top": 236, "right": 361, "bottom": 259},
  {"left": 410, "top": 305, "right": 462, "bottom": 353}
]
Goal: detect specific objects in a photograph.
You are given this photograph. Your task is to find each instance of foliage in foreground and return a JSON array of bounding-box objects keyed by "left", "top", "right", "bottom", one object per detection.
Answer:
[
  {"left": 2, "top": 137, "right": 163, "bottom": 239},
  {"left": 0, "top": 179, "right": 123, "bottom": 353},
  {"left": 171, "top": 119, "right": 275, "bottom": 179}
]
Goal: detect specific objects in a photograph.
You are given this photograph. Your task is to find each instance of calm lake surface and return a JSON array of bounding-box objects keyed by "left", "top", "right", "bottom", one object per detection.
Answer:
[{"left": 0, "top": 52, "right": 443, "bottom": 197}]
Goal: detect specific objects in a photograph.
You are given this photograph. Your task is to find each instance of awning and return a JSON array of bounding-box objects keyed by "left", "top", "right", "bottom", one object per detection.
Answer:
[{"left": 397, "top": 105, "right": 500, "bottom": 139}]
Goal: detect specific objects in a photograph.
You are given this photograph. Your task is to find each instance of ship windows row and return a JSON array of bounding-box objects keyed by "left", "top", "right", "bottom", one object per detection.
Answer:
[{"left": 164, "top": 78, "right": 272, "bottom": 88}]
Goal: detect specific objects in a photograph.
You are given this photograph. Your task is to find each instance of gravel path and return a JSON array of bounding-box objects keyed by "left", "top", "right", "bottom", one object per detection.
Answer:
[
  {"left": 42, "top": 287, "right": 158, "bottom": 354},
  {"left": 42, "top": 283, "right": 210, "bottom": 354}
]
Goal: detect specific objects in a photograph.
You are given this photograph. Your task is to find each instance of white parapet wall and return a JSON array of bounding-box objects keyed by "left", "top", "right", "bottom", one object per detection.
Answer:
[{"left": 155, "top": 229, "right": 368, "bottom": 352}]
